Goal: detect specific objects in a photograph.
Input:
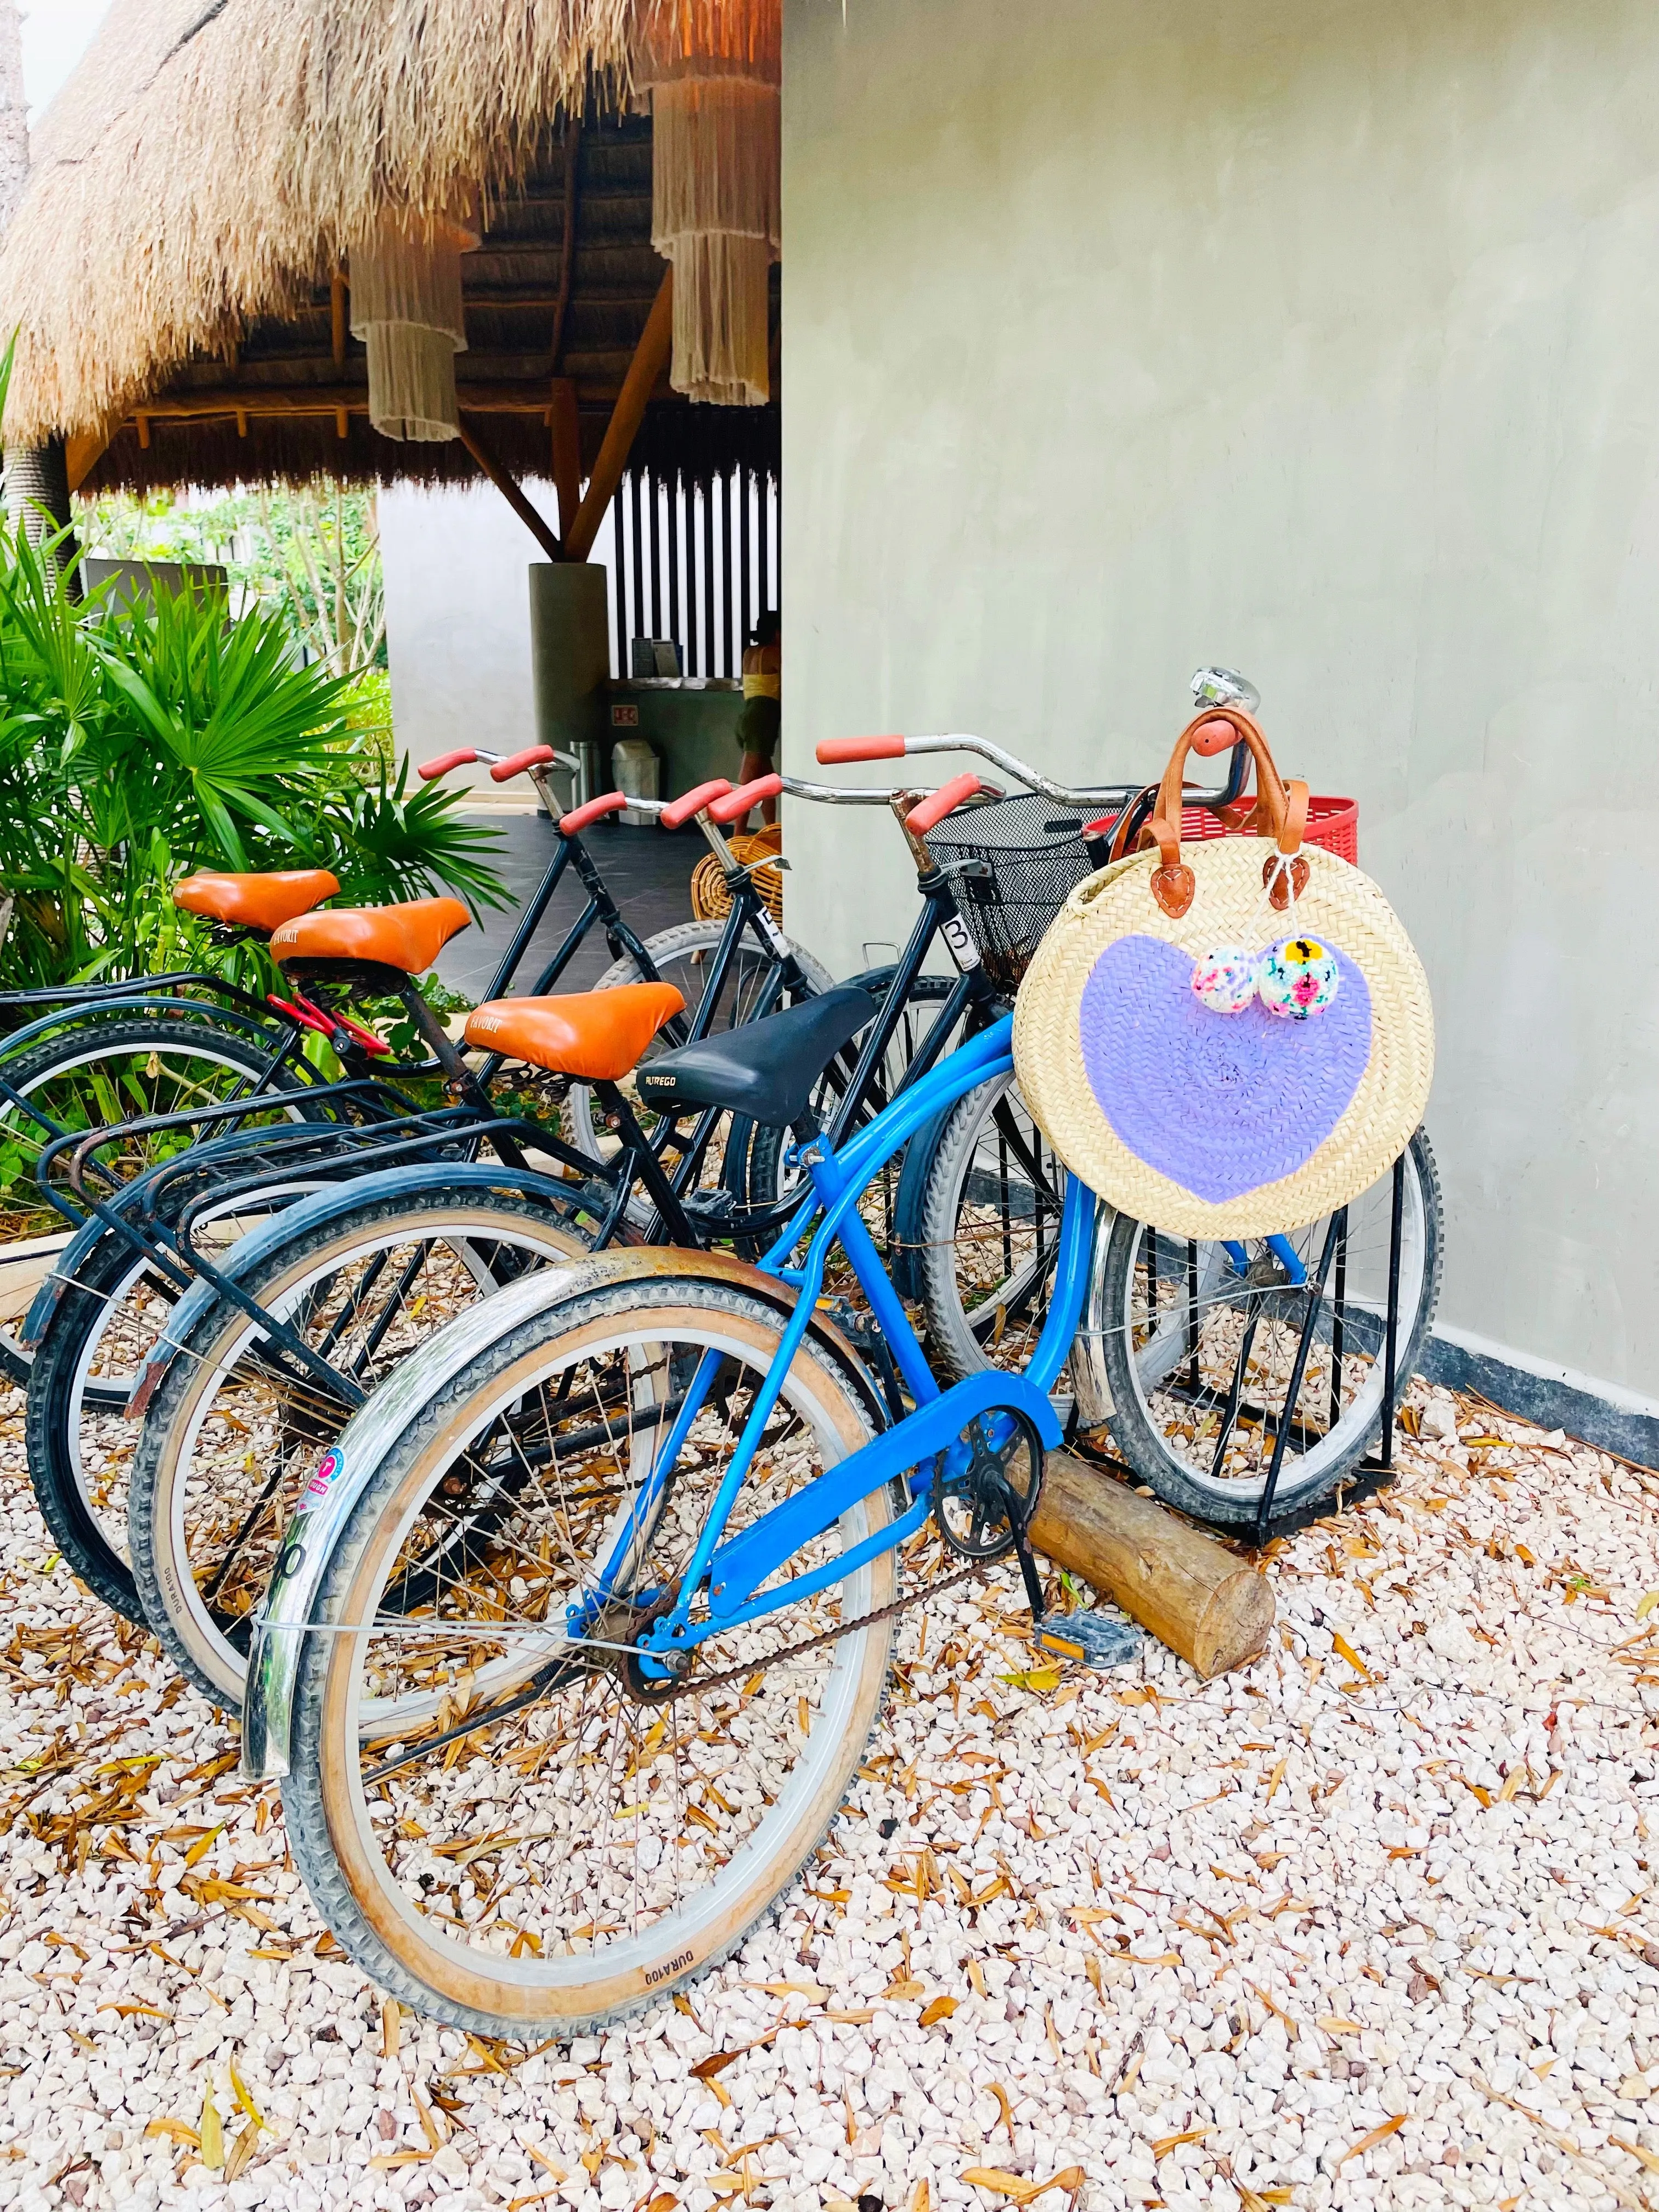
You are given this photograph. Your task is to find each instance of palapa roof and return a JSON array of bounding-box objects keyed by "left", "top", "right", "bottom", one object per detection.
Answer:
[{"left": 1, "top": 0, "right": 779, "bottom": 492}]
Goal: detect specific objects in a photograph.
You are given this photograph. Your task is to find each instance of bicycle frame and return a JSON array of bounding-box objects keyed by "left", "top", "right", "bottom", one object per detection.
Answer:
[{"left": 578, "top": 1010, "right": 1098, "bottom": 1677}]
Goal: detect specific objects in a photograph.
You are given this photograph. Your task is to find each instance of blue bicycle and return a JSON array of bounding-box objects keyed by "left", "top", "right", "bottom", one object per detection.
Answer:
[{"left": 245, "top": 958, "right": 1439, "bottom": 2033}]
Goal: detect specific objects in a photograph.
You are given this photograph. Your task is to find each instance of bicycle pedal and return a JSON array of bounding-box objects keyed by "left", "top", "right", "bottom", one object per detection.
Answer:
[{"left": 1034, "top": 1610, "right": 1142, "bottom": 1671}]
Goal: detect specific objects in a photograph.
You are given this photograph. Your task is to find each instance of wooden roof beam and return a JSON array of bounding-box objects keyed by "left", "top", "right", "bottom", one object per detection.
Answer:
[
  {"left": 565, "top": 266, "right": 673, "bottom": 563},
  {"left": 455, "top": 416, "right": 562, "bottom": 563}
]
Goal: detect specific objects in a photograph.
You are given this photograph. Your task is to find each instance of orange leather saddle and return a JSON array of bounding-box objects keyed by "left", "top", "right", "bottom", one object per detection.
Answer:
[
  {"left": 173, "top": 870, "right": 339, "bottom": 933},
  {"left": 464, "top": 984, "right": 685, "bottom": 1082},
  {"left": 270, "top": 897, "right": 471, "bottom": 974}
]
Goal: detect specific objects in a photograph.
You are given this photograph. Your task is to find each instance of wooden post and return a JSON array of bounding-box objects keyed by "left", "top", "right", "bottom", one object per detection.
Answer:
[
  {"left": 1029, "top": 1450, "right": 1274, "bottom": 1678},
  {"left": 550, "top": 377, "right": 582, "bottom": 542},
  {"left": 455, "top": 416, "right": 563, "bottom": 564},
  {"left": 565, "top": 266, "right": 673, "bottom": 563},
  {"left": 331, "top": 273, "right": 347, "bottom": 371}
]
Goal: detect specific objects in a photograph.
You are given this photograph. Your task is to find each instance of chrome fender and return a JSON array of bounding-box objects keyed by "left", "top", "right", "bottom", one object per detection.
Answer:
[{"left": 240, "top": 1243, "right": 885, "bottom": 1781}]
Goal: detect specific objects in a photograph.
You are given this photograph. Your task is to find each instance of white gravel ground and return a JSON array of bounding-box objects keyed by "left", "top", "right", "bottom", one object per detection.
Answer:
[{"left": 0, "top": 1376, "right": 1656, "bottom": 2212}]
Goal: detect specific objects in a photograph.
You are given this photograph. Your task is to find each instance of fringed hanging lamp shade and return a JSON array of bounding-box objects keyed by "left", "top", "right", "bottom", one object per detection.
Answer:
[
  {"left": 348, "top": 198, "right": 481, "bottom": 442},
  {"left": 636, "top": 0, "right": 781, "bottom": 407}
]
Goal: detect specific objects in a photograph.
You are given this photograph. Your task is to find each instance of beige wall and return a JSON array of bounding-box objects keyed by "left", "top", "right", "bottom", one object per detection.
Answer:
[{"left": 782, "top": 0, "right": 1659, "bottom": 1402}]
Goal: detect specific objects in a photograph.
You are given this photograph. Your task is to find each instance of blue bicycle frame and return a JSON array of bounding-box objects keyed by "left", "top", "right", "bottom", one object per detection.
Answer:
[{"left": 575, "top": 1011, "right": 1098, "bottom": 1679}]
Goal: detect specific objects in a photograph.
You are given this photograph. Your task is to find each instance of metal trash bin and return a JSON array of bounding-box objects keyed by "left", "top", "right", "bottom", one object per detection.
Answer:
[{"left": 611, "top": 738, "right": 661, "bottom": 827}]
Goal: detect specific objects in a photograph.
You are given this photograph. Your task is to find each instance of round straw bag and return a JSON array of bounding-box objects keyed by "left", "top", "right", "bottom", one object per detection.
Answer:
[{"left": 1013, "top": 708, "right": 1434, "bottom": 1239}]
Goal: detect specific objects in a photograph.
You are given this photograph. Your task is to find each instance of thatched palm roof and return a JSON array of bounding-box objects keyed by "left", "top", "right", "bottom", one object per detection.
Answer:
[{"left": 1, "top": 0, "right": 647, "bottom": 455}]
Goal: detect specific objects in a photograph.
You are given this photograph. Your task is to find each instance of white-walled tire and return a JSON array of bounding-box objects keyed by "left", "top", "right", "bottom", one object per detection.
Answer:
[{"left": 279, "top": 1273, "right": 894, "bottom": 2036}]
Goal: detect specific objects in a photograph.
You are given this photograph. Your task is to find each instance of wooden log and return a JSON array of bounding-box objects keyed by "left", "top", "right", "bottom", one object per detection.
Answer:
[{"left": 1029, "top": 1449, "right": 1273, "bottom": 1678}]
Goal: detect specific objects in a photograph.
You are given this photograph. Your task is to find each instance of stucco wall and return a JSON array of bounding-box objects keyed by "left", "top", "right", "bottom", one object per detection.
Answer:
[
  {"left": 380, "top": 482, "right": 548, "bottom": 798},
  {"left": 782, "top": 0, "right": 1659, "bottom": 1400}
]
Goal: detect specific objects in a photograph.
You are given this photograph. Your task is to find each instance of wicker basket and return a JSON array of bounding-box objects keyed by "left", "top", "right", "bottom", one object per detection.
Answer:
[{"left": 690, "top": 826, "right": 785, "bottom": 926}]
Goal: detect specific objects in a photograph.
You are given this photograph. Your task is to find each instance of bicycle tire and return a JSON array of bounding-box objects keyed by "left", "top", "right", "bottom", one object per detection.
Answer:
[
  {"left": 24, "top": 1229, "right": 170, "bottom": 1620},
  {"left": 912, "top": 1068, "right": 1069, "bottom": 1384},
  {"left": 1094, "top": 1129, "right": 1444, "bottom": 1527},
  {"left": 281, "top": 1268, "right": 895, "bottom": 2036},
  {"left": 0, "top": 1013, "right": 301, "bottom": 1386},
  {"left": 560, "top": 919, "right": 836, "bottom": 1171},
  {"left": 130, "top": 1187, "right": 588, "bottom": 1706}
]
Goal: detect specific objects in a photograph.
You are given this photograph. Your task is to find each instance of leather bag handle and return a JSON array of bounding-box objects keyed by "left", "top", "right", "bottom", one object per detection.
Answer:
[{"left": 1139, "top": 706, "right": 1311, "bottom": 919}]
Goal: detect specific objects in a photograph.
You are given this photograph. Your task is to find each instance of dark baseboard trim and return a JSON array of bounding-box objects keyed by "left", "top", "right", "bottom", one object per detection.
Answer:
[{"left": 1420, "top": 1334, "right": 1659, "bottom": 1471}]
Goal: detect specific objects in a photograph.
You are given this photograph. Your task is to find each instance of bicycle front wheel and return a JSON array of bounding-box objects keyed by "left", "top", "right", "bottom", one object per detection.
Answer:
[
  {"left": 130, "top": 1188, "right": 589, "bottom": 1707},
  {"left": 281, "top": 1271, "right": 895, "bottom": 2036},
  {"left": 1089, "top": 1129, "right": 1443, "bottom": 1527},
  {"left": 913, "top": 1068, "right": 1070, "bottom": 1382}
]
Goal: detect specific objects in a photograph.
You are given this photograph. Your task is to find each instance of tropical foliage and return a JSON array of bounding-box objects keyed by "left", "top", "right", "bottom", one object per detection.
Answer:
[
  {"left": 80, "top": 482, "right": 387, "bottom": 677},
  {"left": 0, "top": 496, "right": 501, "bottom": 994}
]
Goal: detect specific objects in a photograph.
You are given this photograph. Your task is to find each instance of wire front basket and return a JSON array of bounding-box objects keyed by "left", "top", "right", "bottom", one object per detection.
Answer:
[{"left": 924, "top": 791, "right": 1098, "bottom": 992}]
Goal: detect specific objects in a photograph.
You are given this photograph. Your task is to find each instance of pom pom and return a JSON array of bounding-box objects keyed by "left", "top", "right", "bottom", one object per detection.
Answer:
[
  {"left": 1190, "top": 945, "right": 1259, "bottom": 1014},
  {"left": 1258, "top": 935, "right": 1340, "bottom": 1020}
]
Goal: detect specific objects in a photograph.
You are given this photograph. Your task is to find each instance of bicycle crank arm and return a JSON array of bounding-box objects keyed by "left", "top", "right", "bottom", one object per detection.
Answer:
[{"left": 704, "top": 1368, "right": 1062, "bottom": 1620}]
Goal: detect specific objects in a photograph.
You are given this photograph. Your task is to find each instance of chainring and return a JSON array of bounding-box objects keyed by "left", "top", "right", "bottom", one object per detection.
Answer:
[{"left": 932, "top": 1407, "right": 1046, "bottom": 1562}]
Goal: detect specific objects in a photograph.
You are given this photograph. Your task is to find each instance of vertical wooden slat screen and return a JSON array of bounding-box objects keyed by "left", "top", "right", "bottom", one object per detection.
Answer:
[{"left": 602, "top": 467, "right": 778, "bottom": 680}]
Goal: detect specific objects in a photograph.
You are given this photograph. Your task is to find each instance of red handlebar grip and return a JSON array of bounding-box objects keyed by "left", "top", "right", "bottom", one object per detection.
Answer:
[
  {"left": 1189, "top": 717, "right": 1241, "bottom": 759},
  {"left": 906, "top": 774, "right": 982, "bottom": 836},
  {"left": 490, "top": 744, "right": 557, "bottom": 783},
  {"left": 708, "top": 775, "right": 784, "bottom": 826},
  {"left": 418, "top": 749, "right": 479, "bottom": 780},
  {"left": 559, "top": 791, "right": 629, "bottom": 835},
  {"left": 660, "top": 778, "right": 735, "bottom": 830},
  {"left": 816, "top": 734, "right": 907, "bottom": 765}
]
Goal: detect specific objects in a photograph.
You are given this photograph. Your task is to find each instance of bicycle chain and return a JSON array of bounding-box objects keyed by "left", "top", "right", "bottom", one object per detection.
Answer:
[{"left": 640, "top": 1555, "right": 994, "bottom": 1701}]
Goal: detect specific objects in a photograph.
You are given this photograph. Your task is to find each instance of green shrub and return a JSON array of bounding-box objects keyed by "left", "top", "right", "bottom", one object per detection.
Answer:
[{"left": 0, "top": 367, "right": 504, "bottom": 992}]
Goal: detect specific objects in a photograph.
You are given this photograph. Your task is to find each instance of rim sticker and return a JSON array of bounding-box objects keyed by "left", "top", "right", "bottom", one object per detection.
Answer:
[{"left": 296, "top": 1448, "right": 343, "bottom": 1513}]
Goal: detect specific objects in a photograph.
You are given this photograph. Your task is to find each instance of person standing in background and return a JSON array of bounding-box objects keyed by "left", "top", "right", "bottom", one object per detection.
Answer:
[{"left": 734, "top": 609, "right": 780, "bottom": 830}]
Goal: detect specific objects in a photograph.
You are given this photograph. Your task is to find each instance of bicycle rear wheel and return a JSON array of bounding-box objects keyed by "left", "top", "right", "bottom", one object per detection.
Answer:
[
  {"left": 280, "top": 1271, "right": 894, "bottom": 2035},
  {"left": 1088, "top": 1130, "right": 1443, "bottom": 1527},
  {"left": 912, "top": 1069, "right": 1069, "bottom": 1383}
]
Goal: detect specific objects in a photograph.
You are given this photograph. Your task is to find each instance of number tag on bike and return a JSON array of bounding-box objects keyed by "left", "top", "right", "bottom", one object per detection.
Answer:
[
  {"left": 938, "top": 912, "right": 981, "bottom": 970},
  {"left": 755, "top": 906, "right": 791, "bottom": 959}
]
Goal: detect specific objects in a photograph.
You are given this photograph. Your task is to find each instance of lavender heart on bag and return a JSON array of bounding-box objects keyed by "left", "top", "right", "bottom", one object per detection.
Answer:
[{"left": 1080, "top": 934, "right": 1371, "bottom": 1205}]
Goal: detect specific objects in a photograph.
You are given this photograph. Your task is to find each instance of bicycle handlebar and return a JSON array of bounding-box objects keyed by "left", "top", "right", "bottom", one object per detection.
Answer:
[
  {"left": 419, "top": 749, "right": 479, "bottom": 780},
  {"left": 560, "top": 792, "right": 629, "bottom": 835},
  {"left": 1190, "top": 716, "right": 1239, "bottom": 758},
  {"left": 659, "top": 778, "right": 735, "bottom": 831},
  {"left": 906, "top": 774, "right": 983, "bottom": 836},
  {"left": 491, "top": 744, "right": 557, "bottom": 782},
  {"left": 708, "top": 775, "right": 783, "bottom": 825},
  {"left": 815, "top": 730, "right": 1135, "bottom": 809},
  {"left": 816, "top": 735, "right": 907, "bottom": 764}
]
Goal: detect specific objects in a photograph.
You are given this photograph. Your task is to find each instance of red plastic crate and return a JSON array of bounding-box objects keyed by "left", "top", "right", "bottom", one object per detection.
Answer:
[{"left": 1087, "top": 792, "right": 1359, "bottom": 866}]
